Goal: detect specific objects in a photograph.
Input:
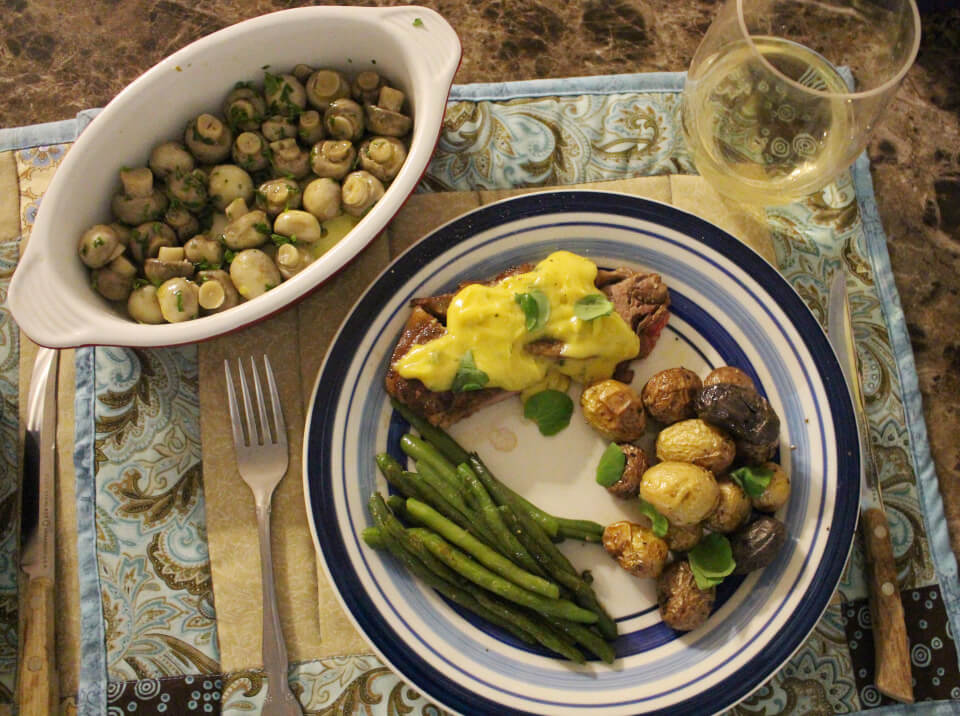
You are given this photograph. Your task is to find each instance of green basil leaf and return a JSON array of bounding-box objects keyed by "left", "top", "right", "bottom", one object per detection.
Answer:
[
  {"left": 595, "top": 442, "right": 626, "bottom": 486},
  {"left": 574, "top": 294, "right": 613, "bottom": 320},
  {"left": 638, "top": 499, "right": 669, "bottom": 538},
  {"left": 729, "top": 465, "right": 774, "bottom": 499},
  {"left": 523, "top": 389, "right": 573, "bottom": 436},
  {"left": 688, "top": 533, "right": 736, "bottom": 589},
  {"left": 514, "top": 289, "right": 550, "bottom": 331},
  {"left": 451, "top": 350, "right": 489, "bottom": 393}
]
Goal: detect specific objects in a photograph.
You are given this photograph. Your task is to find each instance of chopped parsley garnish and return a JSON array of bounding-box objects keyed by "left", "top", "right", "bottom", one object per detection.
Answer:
[
  {"left": 253, "top": 222, "right": 271, "bottom": 234},
  {"left": 413, "top": 17, "right": 424, "bottom": 26},
  {"left": 176, "top": 291, "right": 184, "bottom": 313},
  {"left": 270, "top": 233, "right": 297, "bottom": 246},
  {"left": 223, "top": 248, "right": 236, "bottom": 263}
]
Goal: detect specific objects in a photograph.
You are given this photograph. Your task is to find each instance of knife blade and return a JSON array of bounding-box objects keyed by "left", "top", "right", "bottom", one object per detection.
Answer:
[
  {"left": 18, "top": 346, "right": 59, "bottom": 716},
  {"left": 827, "top": 273, "right": 913, "bottom": 704}
]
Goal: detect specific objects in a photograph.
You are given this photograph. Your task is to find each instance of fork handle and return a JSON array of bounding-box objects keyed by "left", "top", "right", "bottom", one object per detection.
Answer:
[{"left": 255, "top": 500, "right": 299, "bottom": 711}]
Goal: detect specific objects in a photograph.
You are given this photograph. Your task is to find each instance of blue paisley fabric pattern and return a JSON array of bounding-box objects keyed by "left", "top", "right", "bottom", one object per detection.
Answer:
[{"left": 2, "top": 74, "right": 957, "bottom": 715}]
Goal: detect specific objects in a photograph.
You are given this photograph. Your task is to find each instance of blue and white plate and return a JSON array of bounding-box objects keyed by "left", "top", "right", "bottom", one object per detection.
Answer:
[{"left": 303, "top": 190, "right": 859, "bottom": 715}]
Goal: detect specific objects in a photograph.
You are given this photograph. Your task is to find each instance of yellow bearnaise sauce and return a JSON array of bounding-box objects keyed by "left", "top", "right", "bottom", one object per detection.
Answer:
[{"left": 395, "top": 251, "right": 641, "bottom": 392}]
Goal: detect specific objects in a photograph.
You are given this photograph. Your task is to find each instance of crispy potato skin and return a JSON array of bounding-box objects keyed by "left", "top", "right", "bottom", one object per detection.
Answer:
[
  {"left": 581, "top": 379, "right": 647, "bottom": 442},
  {"left": 751, "top": 461, "right": 791, "bottom": 513},
  {"left": 704, "top": 479, "right": 752, "bottom": 533},
  {"left": 607, "top": 444, "right": 648, "bottom": 498},
  {"left": 657, "top": 560, "right": 716, "bottom": 631},
  {"left": 655, "top": 418, "right": 736, "bottom": 475},
  {"left": 641, "top": 367, "right": 702, "bottom": 424},
  {"left": 703, "top": 366, "right": 755, "bottom": 391},
  {"left": 640, "top": 461, "right": 719, "bottom": 527},
  {"left": 602, "top": 521, "right": 670, "bottom": 579}
]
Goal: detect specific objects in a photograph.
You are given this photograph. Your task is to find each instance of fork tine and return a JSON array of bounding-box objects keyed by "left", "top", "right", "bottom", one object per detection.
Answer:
[
  {"left": 251, "top": 356, "right": 273, "bottom": 444},
  {"left": 224, "top": 360, "right": 246, "bottom": 448},
  {"left": 263, "top": 355, "right": 287, "bottom": 448},
  {"left": 237, "top": 358, "right": 260, "bottom": 446}
]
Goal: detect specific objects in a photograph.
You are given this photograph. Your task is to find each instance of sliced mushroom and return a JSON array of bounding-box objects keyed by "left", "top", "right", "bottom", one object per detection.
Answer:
[
  {"left": 111, "top": 168, "right": 168, "bottom": 224},
  {"left": 364, "top": 86, "right": 412, "bottom": 137},
  {"left": 129, "top": 221, "right": 177, "bottom": 264},
  {"left": 359, "top": 136, "right": 407, "bottom": 182},
  {"left": 196, "top": 269, "right": 241, "bottom": 313},
  {"left": 127, "top": 284, "right": 165, "bottom": 324},
  {"left": 92, "top": 265, "right": 134, "bottom": 302},
  {"left": 232, "top": 131, "right": 270, "bottom": 172},
  {"left": 166, "top": 168, "right": 208, "bottom": 211},
  {"left": 260, "top": 115, "right": 298, "bottom": 143},
  {"left": 341, "top": 170, "right": 384, "bottom": 217},
  {"left": 291, "top": 63, "right": 314, "bottom": 84},
  {"left": 309, "top": 140, "right": 356, "bottom": 180},
  {"left": 222, "top": 85, "right": 266, "bottom": 132},
  {"left": 256, "top": 177, "right": 302, "bottom": 217},
  {"left": 157, "top": 277, "right": 200, "bottom": 322},
  {"left": 208, "top": 164, "right": 254, "bottom": 211},
  {"left": 301, "top": 177, "right": 341, "bottom": 221},
  {"left": 297, "top": 110, "right": 325, "bottom": 146},
  {"left": 184, "top": 113, "right": 233, "bottom": 164},
  {"left": 305, "top": 68, "right": 350, "bottom": 111},
  {"left": 351, "top": 70, "right": 384, "bottom": 105},
  {"left": 78, "top": 224, "right": 125, "bottom": 269},
  {"left": 324, "top": 98, "right": 365, "bottom": 141},
  {"left": 229, "top": 248, "right": 282, "bottom": 299},
  {"left": 264, "top": 72, "right": 307, "bottom": 118},
  {"left": 268, "top": 138, "right": 310, "bottom": 179},
  {"left": 273, "top": 209, "right": 325, "bottom": 243},
  {"left": 148, "top": 141, "right": 195, "bottom": 181}
]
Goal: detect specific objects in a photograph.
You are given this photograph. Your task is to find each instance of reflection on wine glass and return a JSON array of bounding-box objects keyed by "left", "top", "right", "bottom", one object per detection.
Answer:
[{"left": 682, "top": 0, "right": 921, "bottom": 206}]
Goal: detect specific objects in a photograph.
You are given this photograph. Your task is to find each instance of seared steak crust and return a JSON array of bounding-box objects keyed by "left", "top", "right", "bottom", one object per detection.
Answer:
[{"left": 387, "top": 264, "right": 670, "bottom": 426}]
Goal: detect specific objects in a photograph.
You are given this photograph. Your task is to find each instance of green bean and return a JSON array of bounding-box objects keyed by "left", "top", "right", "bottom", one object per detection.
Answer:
[
  {"left": 362, "top": 526, "right": 387, "bottom": 549},
  {"left": 403, "top": 471, "right": 497, "bottom": 549},
  {"left": 558, "top": 524, "right": 603, "bottom": 543},
  {"left": 467, "top": 454, "right": 559, "bottom": 537},
  {"left": 405, "top": 498, "right": 560, "bottom": 599},
  {"left": 546, "top": 617, "right": 616, "bottom": 664},
  {"left": 415, "top": 459, "right": 472, "bottom": 518},
  {"left": 366, "top": 497, "right": 534, "bottom": 644},
  {"left": 556, "top": 517, "right": 605, "bottom": 539},
  {"left": 456, "top": 463, "right": 548, "bottom": 577},
  {"left": 375, "top": 453, "right": 419, "bottom": 498},
  {"left": 500, "top": 505, "right": 618, "bottom": 640},
  {"left": 390, "top": 398, "right": 470, "bottom": 465},
  {"left": 400, "top": 434, "right": 461, "bottom": 486},
  {"left": 411, "top": 527, "right": 598, "bottom": 624}
]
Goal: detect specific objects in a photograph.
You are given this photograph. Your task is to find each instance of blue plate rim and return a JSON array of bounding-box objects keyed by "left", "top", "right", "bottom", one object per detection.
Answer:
[{"left": 303, "top": 190, "right": 860, "bottom": 715}]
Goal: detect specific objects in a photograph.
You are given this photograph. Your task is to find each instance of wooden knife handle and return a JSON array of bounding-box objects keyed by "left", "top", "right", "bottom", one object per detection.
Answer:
[
  {"left": 17, "top": 576, "right": 58, "bottom": 716},
  {"left": 862, "top": 507, "right": 914, "bottom": 704}
]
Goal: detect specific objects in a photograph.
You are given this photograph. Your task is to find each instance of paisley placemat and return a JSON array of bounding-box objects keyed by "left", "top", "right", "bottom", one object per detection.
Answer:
[{"left": 1, "top": 72, "right": 957, "bottom": 715}]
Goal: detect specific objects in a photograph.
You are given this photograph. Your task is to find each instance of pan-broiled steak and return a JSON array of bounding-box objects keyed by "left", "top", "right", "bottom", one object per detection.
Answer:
[{"left": 386, "top": 264, "right": 670, "bottom": 426}]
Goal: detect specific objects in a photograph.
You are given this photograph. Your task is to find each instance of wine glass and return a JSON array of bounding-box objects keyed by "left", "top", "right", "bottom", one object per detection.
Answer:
[{"left": 681, "top": 0, "right": 921, "bottom": 206}]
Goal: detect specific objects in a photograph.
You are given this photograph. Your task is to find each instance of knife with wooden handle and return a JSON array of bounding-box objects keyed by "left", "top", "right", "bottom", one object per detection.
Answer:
[
  {"left": 827, "top": 273, "right": 913, "bottom": 704},
  {"left": 18, "top": 347, "right": 59, "bottom": 716}
]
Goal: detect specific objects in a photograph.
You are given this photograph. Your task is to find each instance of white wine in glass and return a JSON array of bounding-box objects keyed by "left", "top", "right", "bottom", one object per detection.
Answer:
[{"left": 682, "top": 0, "right": 921, "bottom": 206}]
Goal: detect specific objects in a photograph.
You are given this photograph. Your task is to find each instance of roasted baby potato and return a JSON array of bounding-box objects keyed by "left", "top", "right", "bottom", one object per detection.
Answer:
[
  {"left": 606, "top": 444, "right": 648, "bottom": 499},
  {"left": 751, "top": 461, "right": 791, "bottom": 513},
  {"left": 658, "top": 560, "right": 715, "bottom": 631},
  {"left": 580, "top": 379, "right": 647, "bottom": 442},
  {"left": 640, "top": 461, "right": 719, "bottom": 527},
  {"left": 655, "top": 418, "right": 736, "bottom": 475},
  {"left": 703, "top": 365, "right": 755, "bottom": 391},
  {"left": 704, "top": 479, "right": 752, "bottom": 534},
  {"left": 634, "top": 515, "right": 703, "bottom": 552},
  {"left": 694, "top": 383, "right": 780, "bottom": 465},
  {"left": 731, "top": 516, "right": 787, "bottom": 574},
  {"left": 602, "top": 521, "right": 670, "bottom": 579},
  {"left": 641, "top": 367, "right": 702, "bottom": 424}
]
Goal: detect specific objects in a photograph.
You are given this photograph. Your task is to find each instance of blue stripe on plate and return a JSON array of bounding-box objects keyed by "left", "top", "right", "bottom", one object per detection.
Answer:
[{"left": 305, "top": 191, "right": 859, "bottom": 715}]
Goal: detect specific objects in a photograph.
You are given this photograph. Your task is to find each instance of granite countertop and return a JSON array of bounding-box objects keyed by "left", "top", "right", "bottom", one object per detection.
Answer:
[{"left": 1, "top": 0, "right": 958, "bottom": 564}]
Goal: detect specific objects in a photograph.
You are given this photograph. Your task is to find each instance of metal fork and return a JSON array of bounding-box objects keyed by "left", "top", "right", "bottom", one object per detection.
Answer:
[{"left": 225, "top": 356, "right": 302, "bottom": 716}]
